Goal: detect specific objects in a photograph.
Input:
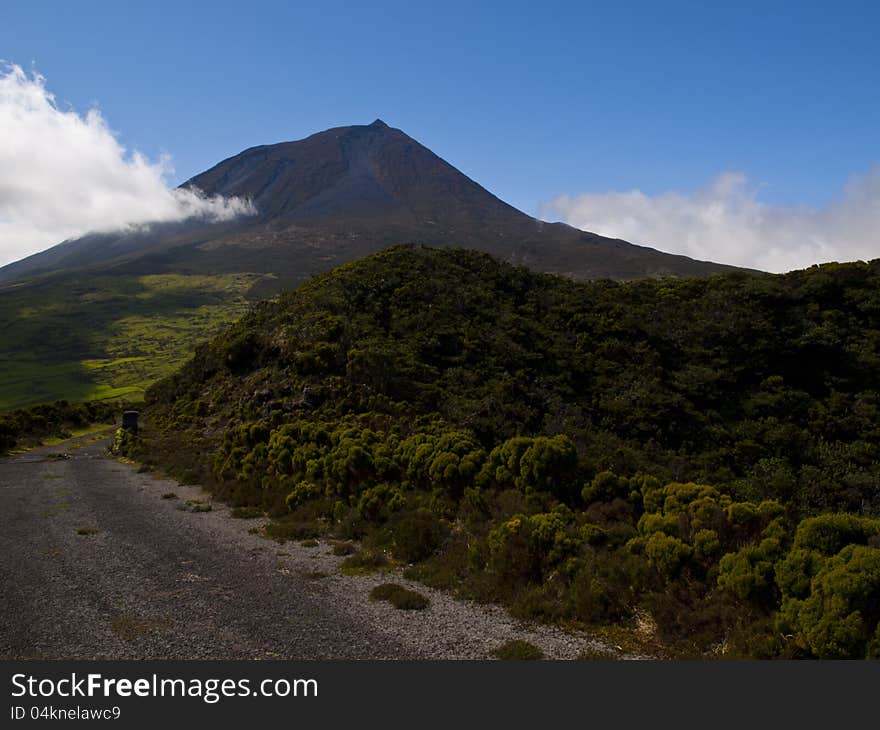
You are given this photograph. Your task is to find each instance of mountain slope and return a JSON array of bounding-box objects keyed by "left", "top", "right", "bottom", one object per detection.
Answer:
[
  {"left": 0, "top": 120, "right": 738, "bottom": 287},
  {"left": 0, "top": 120, "right": 742, "bottom": 409}
]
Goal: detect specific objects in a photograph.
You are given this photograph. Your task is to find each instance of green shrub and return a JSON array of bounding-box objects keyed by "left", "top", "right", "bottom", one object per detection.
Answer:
[
  {"left": 286, "top": 481, "right": 324, "bottom": 511},
  {"left": 793, "top": 514, "right": 880, "bottom": 556},
  {"left": 369, "top": 583, "right": 429, "bottom": 610},
  {"left": 478, "top": 435, "right": 577, "bottom": 499},
  {"left": 717, "top": 544, "right": 779, "bottom": 604},
  {"left": 387, "top": 508, "right": 446, "bottom": 563},
  {"left": 178, "top": 469, "right": 199, "bottom": 485},
  {"left": 492, "top": 639, "right": 543, "bottom": 660},
  {"left": 264, "top": 519, "right": 321, "bottom": 543},
  {"left": 775, "top": 548, "right": 822, "bottom": 600},
  {"left": 109, "top": 427, "right": 136, "bottom": 457},
  {"left": 643, "top": 532, "right": 692, "bottom": 578},
  {"left": 340, "top": 549, "right": 389, "bottom": 575},
  {"left": 582, "top": 471, "right": 630, "bottom": 504},
  {"left": 569, "top": 551, "right": 641, "bottom": 623},
  {"left": 356, "top": 483, "right": 405, "bottom": 521},
  {"left": 781, "top": 545, "right": 880, "bottom": 658}
]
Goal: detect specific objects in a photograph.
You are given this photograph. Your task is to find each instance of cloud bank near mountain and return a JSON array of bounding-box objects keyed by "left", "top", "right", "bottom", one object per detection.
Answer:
[
  {"left": 544, "top": 168, "right": 880, "bottom": 273},
  {"left": 0, "top": 64, "right": 253, "bottom": 266}
]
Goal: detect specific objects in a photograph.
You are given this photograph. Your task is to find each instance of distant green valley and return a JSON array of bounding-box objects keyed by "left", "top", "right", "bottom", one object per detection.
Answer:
[{"left": 0, "top": 271, "right": 269, "bottom": 410}]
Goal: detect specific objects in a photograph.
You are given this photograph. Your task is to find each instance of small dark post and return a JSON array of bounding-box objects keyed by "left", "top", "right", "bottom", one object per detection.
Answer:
[{"left": 122, "top": 410, "right": 139, "bottom": 434}]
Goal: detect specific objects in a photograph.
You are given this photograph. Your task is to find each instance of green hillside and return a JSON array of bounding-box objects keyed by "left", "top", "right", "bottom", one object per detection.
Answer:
[
  {"left": 0, "top": 271, "right": 269, "bottom": 410},
  {"left": 0, "top": 119, "right": 740, "bottom": 413},
  {"left": 131, "top": 245, "right": 880, "bottom": 657}
]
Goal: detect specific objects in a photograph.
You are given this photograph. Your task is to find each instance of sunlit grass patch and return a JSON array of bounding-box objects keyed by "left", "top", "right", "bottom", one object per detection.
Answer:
[{"left": 0, "top": 271, "right": 269, "bottom": 410}]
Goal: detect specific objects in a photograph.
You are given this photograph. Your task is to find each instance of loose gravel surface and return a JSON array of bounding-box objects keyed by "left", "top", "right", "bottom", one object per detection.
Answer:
[{"left": 0, "top": 435, "right": 636, "bottom": 660}]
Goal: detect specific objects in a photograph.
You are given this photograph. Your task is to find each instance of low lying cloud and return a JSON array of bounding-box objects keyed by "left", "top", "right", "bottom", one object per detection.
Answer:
[
  {"left": 0, "top": 64, "right": 254, "bottom": 267},
  {"left": 543, "top": 169, "right": 880, "bottom": 273}
]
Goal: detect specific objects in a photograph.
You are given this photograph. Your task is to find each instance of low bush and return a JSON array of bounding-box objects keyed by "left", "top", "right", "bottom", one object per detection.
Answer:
[
  {"left": 230, "top": 506, "right": 263, "bottom": 518},
  {"left": 369, "top": 583, "right": 429, "bottom": 610},
  {"left": 387, "top": 508, "right": 446, "bottom": 563},
  {"left": 340, "top": 549, "right": 389, "bottom": 575},
  {"left": 492, "top": 639, "right": 543, "bottom": 660},
  {"left": 331, "top": 541, "right": 357, "bottom": 556}
]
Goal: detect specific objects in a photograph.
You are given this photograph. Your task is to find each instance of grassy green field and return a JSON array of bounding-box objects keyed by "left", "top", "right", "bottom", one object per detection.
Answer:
[{"left": 0, "top": 271, "right": 269, "bottom": 410}]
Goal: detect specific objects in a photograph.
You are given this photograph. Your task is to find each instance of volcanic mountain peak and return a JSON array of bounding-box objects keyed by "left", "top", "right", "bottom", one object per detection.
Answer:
[
  {"left": 181, "top": 118, "right": 520, "bottom": 230},
  {"left": 0, "top": 119, "right": 741, "bottom": 287},
  {"left": 0, "top": 120, "right": 746, "bottom": 409}
]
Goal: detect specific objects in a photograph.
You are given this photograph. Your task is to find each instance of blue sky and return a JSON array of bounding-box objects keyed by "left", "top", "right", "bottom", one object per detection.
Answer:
[{"left": 2, "top": 1, "right": 879, "bottom": 271}]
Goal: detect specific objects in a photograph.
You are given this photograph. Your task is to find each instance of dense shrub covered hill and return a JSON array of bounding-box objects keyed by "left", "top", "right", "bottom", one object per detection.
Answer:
[{"left": 135, "top": 245, "right": 880, "bottom": 657}]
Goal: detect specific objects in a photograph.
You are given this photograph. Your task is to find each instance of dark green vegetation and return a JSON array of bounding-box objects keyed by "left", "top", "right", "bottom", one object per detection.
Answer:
[
  {"left": 0, "top": 121, "right": 736, "bottom": 410},
  {"left": 340, "top": 549, "right": 391, "bottom": 576},
  {"left": 230, "top": 506, "right": 263, "bottom": 518},
  {"left": 369, "top": 583, "right": 430, "bottom": 610},
  {"left": 493, "top": 640, "right": 544, "bottom": 660},
  {"left": 0, "top": 399, "right": 126, "bottom": 454},
  {"left": 131, "top": 246, "right": 880, "bottom": 658}
]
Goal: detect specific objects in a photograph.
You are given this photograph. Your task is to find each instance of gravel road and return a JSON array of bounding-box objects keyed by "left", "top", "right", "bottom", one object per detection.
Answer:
[{"left": 0, "top": 434, "right": 632, "bottom": 660}]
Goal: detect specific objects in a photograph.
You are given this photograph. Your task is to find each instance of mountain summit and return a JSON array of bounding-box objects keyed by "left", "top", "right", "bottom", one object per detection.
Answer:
[
  {"left": 0, "top": 120, "right": 738, "bottom": 287},
  {"left": 0, "top": 121, "right": 744, "bottom": 408},
  {"left": 182, "top": 119, "right": 526, "bottom": 230}
]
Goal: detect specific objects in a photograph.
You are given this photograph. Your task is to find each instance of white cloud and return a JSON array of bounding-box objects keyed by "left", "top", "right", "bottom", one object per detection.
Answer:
[
  {"left": 543, "top": 169, "right": 880, "bottom": 273},
  {"left": 0, "top": 64, "right": 254, "bottom": 267}
]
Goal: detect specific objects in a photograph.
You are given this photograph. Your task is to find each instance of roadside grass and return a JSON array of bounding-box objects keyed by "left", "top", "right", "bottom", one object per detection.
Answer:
[
  {"left": 577, "top": 646, "right": 618, "bottom": 660},
  {"left": 263, "top": 520, "right": 322, "bottom": 543},
  {"left": 230, "top": 506, "right": 263, "bottom": 519},
  {"left": 369, "top": 583, "right": 429, "bottom": 610},
  {"left": 41, "top": 423, "right": 118, "bottom": 447},
  {"left": 340, "top": 549, "right": 391, "bottom": 575},
  {"left": 492, "top": 640, "right": 544, "bottom": 660},
  {"left": 110, "top": 614, "right": 171, "bottom": 641}
]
